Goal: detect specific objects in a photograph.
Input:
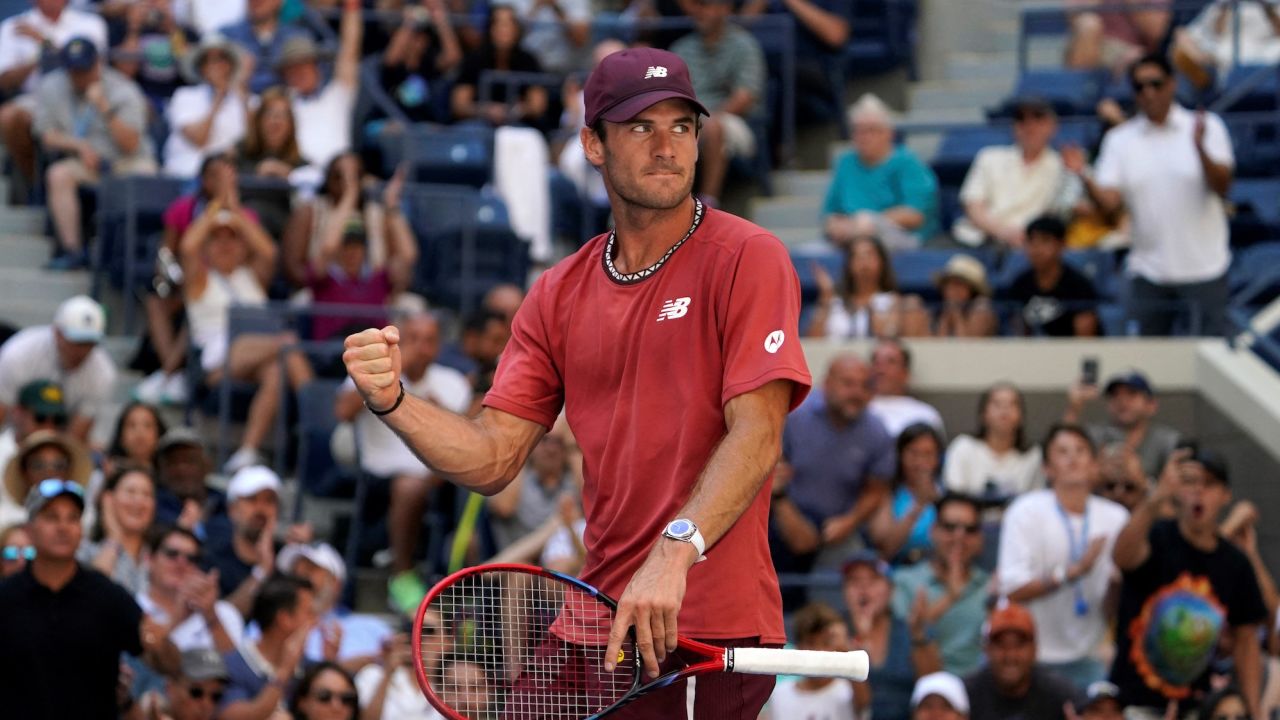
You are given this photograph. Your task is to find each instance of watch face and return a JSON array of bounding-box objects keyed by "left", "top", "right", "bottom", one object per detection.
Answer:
[{"left": 667, "top": 519, "right": 693, "bottom": 537}]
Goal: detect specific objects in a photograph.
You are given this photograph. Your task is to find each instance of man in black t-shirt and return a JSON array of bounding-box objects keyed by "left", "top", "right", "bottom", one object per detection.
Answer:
[
  {"left": 1005, "top": 216, "right": 1100, "bottom": 337},
  {"left": 1110, "top": 447, "right": 1266, "bottom": 718},
  {"left": 378, "top": 1, "right": 463, "bottom": 125},
  {"left": 0, "top": 479, "right": 178, "bottom": 719},
  {"left": 964, "top": 602, "right": 1076, "bottom": 720}
]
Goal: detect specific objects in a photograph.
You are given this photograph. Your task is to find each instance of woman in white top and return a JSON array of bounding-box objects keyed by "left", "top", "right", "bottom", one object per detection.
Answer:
[
  {"left": 180, "top": 192, "right": 314, "bottom": 472},
  {"left": 807, "top": 235, "right": 929, "bottom": 339},
  {"left": 943, "top": 382, "right": 1043, "bottom": 502},
  {"left": 77, "top": 464, "right": 156, "bottom": 595},
  {"left": 163, "top": 37, "right": 248, "bottom": 178}
]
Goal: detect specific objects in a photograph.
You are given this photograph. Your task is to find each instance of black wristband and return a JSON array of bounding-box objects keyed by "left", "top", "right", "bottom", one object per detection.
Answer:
[{"left": 367, "top": 383, "right": 406, "bottom": 416}]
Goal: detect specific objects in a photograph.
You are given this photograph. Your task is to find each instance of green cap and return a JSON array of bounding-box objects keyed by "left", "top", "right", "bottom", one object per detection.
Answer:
[{"left": 18, "top": 381, "right": 68, "bottom": 419}]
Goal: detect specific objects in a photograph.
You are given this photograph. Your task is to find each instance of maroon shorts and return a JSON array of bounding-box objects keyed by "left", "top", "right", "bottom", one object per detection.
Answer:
[{"left": 504, "top": 636, "right": 776, "bottom": 720}]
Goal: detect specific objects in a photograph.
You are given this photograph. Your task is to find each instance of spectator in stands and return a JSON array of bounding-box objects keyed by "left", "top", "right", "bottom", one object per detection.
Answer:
[
  {"left": 0, "top": 523, "right": 34, "bottom": 579},
  {"left": 1005, "top": 216, "right": 1101, "bottom": 337},
  {"left": 1066, "top": 54, "right": 1234, "bottom": 337},
  {"left": 0, "top": 379, "right": 70, "bottom": 475},
  {"left": 105, "top": 401, "right": 167, "bottom": 475},
  {"left": 954, "top": 98, "right": 1074, "bottom": 249},
  {"left": 179, "top": 195, "right": 314, "bottom": 473},
  {"left": 1095, "top": 442, "right": 1148, "bottom": 513},
  {"left": 845, "top": 550, "right": 941, "bottom": 720},
  {"left": 1111, "top": 446, "right": 1267, "bottom": 718},
  {"left": 1174, "top": 1, "right": 1280, "bottom": 90},
  {"left": 1063, "top": 369, "right": 1181, "bottom": 479},
  {"left": 0, "top": 0, "right": 108, "bottom": 198},
  {"left": 108, "top": 0, "right": 195, "bottom": 104},
  {"left": 771, "top": 355, "right": 894, "bottom": 607},
  {"left": 869, "top": 423, "right": 945, "bottom": 565},
  {"left": 298, "top": 166, "right": 419, "bottom": 339},
  {"left": 219, "top": 0, "right": 309, "bottom": 95},
  {"left": 289, "top": 661, "right": 360, "bottom": 720},
  {"left": 556, "top": 38, "right": 626, "bottom": 223},
  {"left": 912, "top": 672, "right": 971, "bottom": 720},
  {"left": 220, "top": 573, "right": 317, "bottom": 717},
  {"left": 1071, "top": 681, "right": 1126, "bottom": 720},
  {"left": 0, "top": 428, "right": 92, "bottom": 528},
  {"left": 0, "top": 479, "right": 179, "bottom": 718},
  {"left": 488, "top": 431, "right": 576, "bottom": 551},
  {"left": 78, "top": 464, "right": 157, "bottom": 593},
  {"left": 437, "top": 308, "right": 512, "bottom": 404},
  {"left": 376, "top": 0, "right": 463, "bottom": 127},
  {"left": 335, "top": 313, "right": 471, "bottom": 614},
  {"left": 152, "top": 427, "right": 232, "bottom": 546},
  {"left": 482, "top": 282, "right": 526, "bottom": 327},
  {"left": 137, "top": 525, "right": 243, "bottom": 654},
  {"left": 277, "top": 541, "right": 391, "bottom": 665},
  {"left": 277, "top": 0, "right": 362, "bottom": 172},
  {"left": 822, "top": 94, "right": 939, "bottom": 251},
  {"left": 869, "top": 339, "right": 945, "bottom": 438},
  {"left": 766, "top": 602, "right": 869, "bottom": 718},
  {"left": 1065, "top": 0, "right": 1170, "bottom": 74},
  {"left": 0, "top": 295, "right": 117, "bottom": 442},
  {"left": 964, "top": 602, "right": 1076, "bottom": 720},
  {"left": 891, "top": 493, "right": 990, "bottom": 677},
  {"left": 671, "top": 0, "right": 766, "bottom": 209},
  {"left": 932, "top": 255, "right": 998, "bottom": 338},
  {"left": 943, "top": 382, "right": 1042, "bottom": 501},
  {"left": 740, "top": 0, "right": 850, "bottom": 126},
  {"left": 1221, "top": 498, "right": 1280, "bottom": 623},
  {"left": 141, "top": 647, "right": 231, "bottom": 720},
  {"left": 356, "top": 623, "right": 435, "bottom": 720},
  {"left": 997, "top": 425, "right": 1129, "bottom": 690},
  {"left": 808, "top": 236, "right": 930, "bottom": 339},
  {"left": 501, "top": 0, "right": 591, "bottom": 74},
  {"left": 236, "top": 86, "right": 305, "bottom": 182},
  {"left": 36, "top": 37, "right": 157, "bottom": 269},
  {"left": 162, "top": 37, "right": 248, "bottom": 179}
]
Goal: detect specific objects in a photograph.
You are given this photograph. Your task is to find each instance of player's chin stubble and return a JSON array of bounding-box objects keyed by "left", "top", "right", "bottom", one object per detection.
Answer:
[{"left": 603, "top": 150, "right": 694, "bottom": 211}]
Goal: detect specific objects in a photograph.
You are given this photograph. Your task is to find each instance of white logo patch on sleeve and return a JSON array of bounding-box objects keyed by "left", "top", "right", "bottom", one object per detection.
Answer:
[{"left": 764, "top": 330, "right": 785, "bottom": 353}]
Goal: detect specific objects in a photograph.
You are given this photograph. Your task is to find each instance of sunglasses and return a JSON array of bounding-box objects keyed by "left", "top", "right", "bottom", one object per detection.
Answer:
[
  {"left": 158, "top": 546, "right": 201, "bottom": 564},
  {"left": 187, "top": 686, "right": 225, "bottom": 703},
  {"left": 32, "top": 413, "right": 67, "bottom": 425},
  {"left": 28, "top": 459, "right": 70, "bottom": 474},
  {"left": 1104, "top": 481, "right": 1143, "bottom": 493},
  {"left": 311, "top": 689, "right": 358, "bottom": 707},
  {"left": 1131, "top": 77, "right": 1166, "bottom": 93},
  {"left": 36, "top": 478, "right": 84, "bottom": 498},
  {"left": 937, "top": 521, "right": 982, "bottom": 535},
  {"left": 2, "top": 545, "right": 35, "bottom": 561}
]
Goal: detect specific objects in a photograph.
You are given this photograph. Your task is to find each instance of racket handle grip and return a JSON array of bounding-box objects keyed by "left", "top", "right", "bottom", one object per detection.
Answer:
[{"left": 727, "top": 648, "right": 870, "bottom": 681}]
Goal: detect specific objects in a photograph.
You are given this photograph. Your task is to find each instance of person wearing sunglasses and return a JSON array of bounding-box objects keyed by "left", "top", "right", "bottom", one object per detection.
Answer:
[
  {"left": 996, "top": 424, "right": 1130, "bottom": 692},
  {"left": 890, "top": 494, "right": 990, "bottom": 678},
  {"left": 0, "top": 427, "right": 92, "bottom": 529},
  {"left": 0, "top": 380, "right": 70, "bottom": 481},
  {"left": 1064, "top": 52, "right": 1234, "bottom": 337},
  {"left": 0, "top": 522, "right": 34, "bottom": 578},
  {"left": 1095, "top": 443, "right": 1150, "bottom": 514},
  {"left": 0, "top": 479, "right": 180, "bottom": 718},
  {"left": 137, "top": 525, "right": 243, "bottom": 656},
  {"left": 289, "top": 661, "right": 360, "bottom": 720},
  {"left": 142, "top": 647, "right": 230, "bottom": 720}
]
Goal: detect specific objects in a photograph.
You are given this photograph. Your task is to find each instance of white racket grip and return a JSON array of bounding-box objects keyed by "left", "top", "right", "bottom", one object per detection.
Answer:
[{"left": 727, "top": 648, "right": 869, "bottom": 681}]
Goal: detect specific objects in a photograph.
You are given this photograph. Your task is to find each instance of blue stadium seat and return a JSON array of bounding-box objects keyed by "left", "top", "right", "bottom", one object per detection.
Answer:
[
  {"left": 791, "top": 243, "right": 844, "bottom": 304},
  {"left": 845, "top": 0, "right": 918, "bottom": 79},
  {"left": 930, "top": 127, "right": 1011, "bottom": 187},
  {"left": 91, "top": 175, "right": 187, "bottom": 330},
  {"left": 892, "top": 249, "right": 966, "bottom": 300},
  {"left": 293, "top": 379, "right": 358, "bottom": 503},
  {"left": 0, "top": 0, "right": 27, "bottom": 22},
  {"left": 991, "top": 69, "right": 1106, "bottom": 119},
  {"left": 1223, "top": 112, "right": 1280, "bottom": 178},
  {"left": 1064, "top": 248, "right": 1120, "bottom": 301},
  {"left": 1229, "top": 241, "right": 1280, "bottom": 304},
  {"left": 1215, "top": 65, "right": 1278, "bottom": 113},
  {"left": 387, "top": 124, "right": 495, "bottom": 188},
  {"left": 1230, "top": 178, "right": 1280, "bottom": 247}
]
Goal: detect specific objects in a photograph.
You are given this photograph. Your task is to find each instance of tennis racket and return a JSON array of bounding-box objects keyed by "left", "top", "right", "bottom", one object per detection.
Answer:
[{"left": 412, "top": 563, "right": 869, "bottom": 720}]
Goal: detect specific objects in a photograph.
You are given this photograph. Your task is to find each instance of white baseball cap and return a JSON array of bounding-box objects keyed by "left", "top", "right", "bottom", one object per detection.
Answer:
[
  {"left": 911, "top": 672, "right": 969, "bottom": 714},
  {"left": 54, "top": 295, "right": 105, "bottom": 343},
  {"left": 277, "top": 542, "right": 347, "bottom": 585},
  {"left": 227, "top": 465, "right": 282, "bottom": 502}
]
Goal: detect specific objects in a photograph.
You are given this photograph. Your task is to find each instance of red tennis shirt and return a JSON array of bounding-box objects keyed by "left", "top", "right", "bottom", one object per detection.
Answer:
[{"left": 484, "top": 205, "right": 812, "bottom": 644}]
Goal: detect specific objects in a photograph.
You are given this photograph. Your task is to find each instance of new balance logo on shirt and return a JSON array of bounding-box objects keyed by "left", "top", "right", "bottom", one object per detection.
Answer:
[
  {"left": 657, "top": 297, "right": 691, "bottom": 322},
  {"left": 644, "top": 66, "right": 668, "bottom": 79}
]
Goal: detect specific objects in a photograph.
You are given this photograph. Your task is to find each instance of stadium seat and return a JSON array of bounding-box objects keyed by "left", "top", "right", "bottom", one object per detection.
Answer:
[
  {"left": 1230, "top": 178, "right": 1280, "bottom": 247},
  {"left": 791, "top": 243, "right": 844, "bottom": 304},
  {"left": 293, "top": 378, "right": 358, "bottom": 504},
  {"left": 1214, "top": 65, "right": 1278, "bottom": 113},
  {"left": 892, "top": 249, "right": 966, "bottom": 300},
  {"left": 1223, "top": 112, "right": 1280, "bottom": 178},
  {"left": 845, "top": 0, "right": 918, "bottom": 79},
  {"left": 386, "top": 124, "right": 495, "bottom": 188},
  {"left": 1229, "top": 241, "right": 1280, "bottom": 305},
  {"left": 91, "top": 175, "right": 187, "bottom": 330},
  {"left": 930, "top": 126, "right": 1011, "bottom": 187},
  {"left": 991, "top": 69, "right": 1106, "bottom": 119}
]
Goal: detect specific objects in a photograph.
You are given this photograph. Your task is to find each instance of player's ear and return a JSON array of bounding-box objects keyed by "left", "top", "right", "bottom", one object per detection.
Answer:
[{"left": 582, "top": 125, "right": 606, "bottom": 168}]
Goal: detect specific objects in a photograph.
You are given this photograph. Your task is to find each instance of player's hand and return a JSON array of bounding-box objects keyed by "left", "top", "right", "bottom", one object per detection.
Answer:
[
  {"left": 603, "top": 538, "right": 697, "bottom": 678},
  {"left": 344, "top": 326, "right": 403, "bottom": 412}
]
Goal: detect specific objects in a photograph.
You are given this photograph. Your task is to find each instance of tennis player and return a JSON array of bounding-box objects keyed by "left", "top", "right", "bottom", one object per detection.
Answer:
[{"left": 344, "top": 47, "right": 811, "bottom": 718}]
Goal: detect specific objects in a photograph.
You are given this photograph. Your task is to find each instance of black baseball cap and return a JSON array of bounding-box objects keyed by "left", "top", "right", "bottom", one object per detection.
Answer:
[
  {"left": 1104, "top": 370, "right": 1154, "bottom": 397},
  {"left": 61, "top": 37, "right": 99, "bottom": 71}
]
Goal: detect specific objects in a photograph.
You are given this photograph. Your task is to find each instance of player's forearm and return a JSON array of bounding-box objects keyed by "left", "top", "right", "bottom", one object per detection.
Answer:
[
  {"left": 381, "top": 398, "right": 539, "bottom": 495},
  {"left": 676, "top": 381, "right": 791, "bottom": 549}
]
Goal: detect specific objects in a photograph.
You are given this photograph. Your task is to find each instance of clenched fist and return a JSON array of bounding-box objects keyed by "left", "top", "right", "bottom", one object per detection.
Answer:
[{"left": 344, "top": 326, "right": 403, "bottom": 412}]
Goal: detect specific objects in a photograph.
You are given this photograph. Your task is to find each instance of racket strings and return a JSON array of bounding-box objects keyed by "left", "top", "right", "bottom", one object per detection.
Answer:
[{"left": 423, "top": 570, "right": 636, "bottom": 719}]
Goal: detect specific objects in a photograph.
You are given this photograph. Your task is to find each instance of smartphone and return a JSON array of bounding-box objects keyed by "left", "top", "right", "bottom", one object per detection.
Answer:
[{"left": 1081, "top": 357, "right": 1099, "bottom": 387}]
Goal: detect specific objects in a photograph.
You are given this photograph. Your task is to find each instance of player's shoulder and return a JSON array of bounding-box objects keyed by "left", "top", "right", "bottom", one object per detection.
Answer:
[{"left": 694, "top": 208, "right": 788, "bottom": 260}]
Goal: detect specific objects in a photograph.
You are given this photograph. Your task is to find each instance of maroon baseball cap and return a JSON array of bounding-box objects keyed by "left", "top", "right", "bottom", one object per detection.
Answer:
[{"left": 584, "top": 47, "right": 709, "bottom": 127}]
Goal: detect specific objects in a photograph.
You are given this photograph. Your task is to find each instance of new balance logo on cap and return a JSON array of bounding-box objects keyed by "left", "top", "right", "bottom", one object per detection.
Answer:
[
  {"left": 657, "top": 297, "right": 690, "bottom": 322},
  {"left": 644, "top": 66, "right": 668, "bottom": 79}
]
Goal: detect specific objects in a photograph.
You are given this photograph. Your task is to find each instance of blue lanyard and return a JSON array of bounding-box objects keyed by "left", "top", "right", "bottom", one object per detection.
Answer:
[{"left": 1054, "top": 500, "right": 1090, "bottom": 617}]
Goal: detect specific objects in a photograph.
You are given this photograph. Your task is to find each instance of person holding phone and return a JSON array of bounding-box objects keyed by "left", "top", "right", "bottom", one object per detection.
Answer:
[
  {"left": 162, "top": 37, "right": 249, "bottom": 179},
  {"left": 1063, "top": 368, "right": 1181, "bottom": 480}
]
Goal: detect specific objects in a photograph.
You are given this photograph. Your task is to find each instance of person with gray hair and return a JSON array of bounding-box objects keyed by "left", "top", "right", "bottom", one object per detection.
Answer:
[{"left": 823, "top": 94, "right": 940, "bottom": 251}]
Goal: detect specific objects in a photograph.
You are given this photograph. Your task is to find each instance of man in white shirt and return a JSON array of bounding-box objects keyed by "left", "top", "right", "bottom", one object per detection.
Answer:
[
  {"left": 277, "top": 0, "right": 360, "bottom": 171},
  {"left": 1067, "top": 53, "right": 1234, "bottom": 336},
  {"left": 996, "top": 423, "right": 1129, "bottom": 691},
  {"left": 954, "top": 97, "right": 1072, "bottom": 249},
  {"left": 868, "top": 339, "right": 945, "bottom": 439},
  {"left": 335, "top": 313, "right": 471, "bottom": 615},
  {"left": 0, "top": 0, "right": 107, "bottom": 197},
  {"left": 0, "top": 296, "right": 117, "bottom": 442}
]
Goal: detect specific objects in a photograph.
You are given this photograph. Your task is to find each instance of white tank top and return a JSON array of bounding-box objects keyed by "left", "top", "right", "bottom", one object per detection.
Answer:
[{"left": 187, "top": 266, "right": 268, "bottom": 348}]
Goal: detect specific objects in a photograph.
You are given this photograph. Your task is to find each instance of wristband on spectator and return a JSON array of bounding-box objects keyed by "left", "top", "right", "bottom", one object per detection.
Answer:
[{"left": 368, "top": 383, "right": 406, "bottom": 416}]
